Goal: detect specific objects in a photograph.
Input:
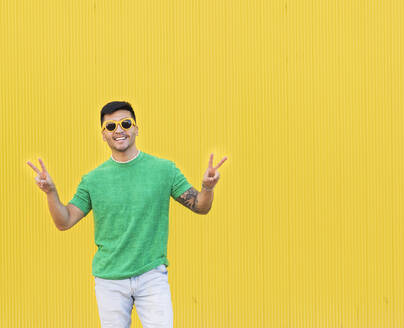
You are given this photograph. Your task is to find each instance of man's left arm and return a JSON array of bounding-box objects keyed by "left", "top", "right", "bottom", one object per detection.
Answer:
[{"left": 175, "top": 154, "right": 227, "bottom": 215}]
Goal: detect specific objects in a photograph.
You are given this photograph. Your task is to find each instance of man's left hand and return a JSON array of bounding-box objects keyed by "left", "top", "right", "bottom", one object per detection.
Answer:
[{"left": 202, "top": 153, "right": 227, "bottom": 190}]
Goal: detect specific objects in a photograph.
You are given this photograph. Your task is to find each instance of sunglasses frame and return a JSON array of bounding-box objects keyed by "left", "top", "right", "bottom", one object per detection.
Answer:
[{"left": 102, "top": 118, "right": 136, "bottom": 133}]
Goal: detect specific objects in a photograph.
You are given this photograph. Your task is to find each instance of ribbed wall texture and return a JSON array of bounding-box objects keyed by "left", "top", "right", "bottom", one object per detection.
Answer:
[{"left": 1, "top": 0, "right": 404, "bottom": 327}]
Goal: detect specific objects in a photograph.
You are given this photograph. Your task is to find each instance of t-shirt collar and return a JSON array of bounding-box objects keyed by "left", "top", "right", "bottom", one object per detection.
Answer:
[{"left": 110, "top": 150, "right": 142, "bottom": 166}]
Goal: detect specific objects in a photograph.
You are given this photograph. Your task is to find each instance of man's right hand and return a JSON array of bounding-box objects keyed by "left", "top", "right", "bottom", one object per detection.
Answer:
[
  {"left": 26, "top": 158, "right": 85, "bottom": 230},
  {"left": 27, "top": 158, "right": 56, "bottom": 194}
]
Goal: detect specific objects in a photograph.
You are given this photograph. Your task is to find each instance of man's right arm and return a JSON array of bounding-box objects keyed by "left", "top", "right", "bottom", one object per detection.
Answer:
[
  {"left": 46, "top": 190, "right": 85, "bottom": 231},
  {"left": 27, "top": 158, "right": 86, "bottom": 231}
]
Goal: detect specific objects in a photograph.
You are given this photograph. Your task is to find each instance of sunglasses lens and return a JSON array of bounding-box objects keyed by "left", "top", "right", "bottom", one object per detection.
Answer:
[
  {"left": 106, "top": 123, "right": 116, "bottom": 131},
  {"left": 121, "top": 120, "right": 132, "bottom": 129}
]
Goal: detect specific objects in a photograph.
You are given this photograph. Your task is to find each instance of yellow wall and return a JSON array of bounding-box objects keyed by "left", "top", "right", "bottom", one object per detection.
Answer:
[{"left": 1, "top": 0, "right": 404, "bottom": 326}]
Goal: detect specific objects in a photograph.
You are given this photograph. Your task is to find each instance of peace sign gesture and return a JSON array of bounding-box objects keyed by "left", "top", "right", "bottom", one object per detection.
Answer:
[
  {"left": 202, "top": 153, "right": 227, "bottom": 190},
  {"left": 27, "top": 158, "right": 56, "bottom": 194}
]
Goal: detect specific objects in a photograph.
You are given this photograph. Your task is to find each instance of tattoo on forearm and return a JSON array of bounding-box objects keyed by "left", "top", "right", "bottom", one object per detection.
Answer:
[{"left": 176, "top": 187, "right": 199, "bottom": 212}]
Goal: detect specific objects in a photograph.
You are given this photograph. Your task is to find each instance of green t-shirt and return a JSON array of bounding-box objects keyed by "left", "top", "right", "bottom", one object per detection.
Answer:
[{"left": 69, "top": 151, "right": 192, "bottom": 279}]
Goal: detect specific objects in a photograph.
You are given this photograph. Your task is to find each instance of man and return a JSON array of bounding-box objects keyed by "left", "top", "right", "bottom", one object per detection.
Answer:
[{"left": 27, "top": 101, "right": 227, "bottom": 328}]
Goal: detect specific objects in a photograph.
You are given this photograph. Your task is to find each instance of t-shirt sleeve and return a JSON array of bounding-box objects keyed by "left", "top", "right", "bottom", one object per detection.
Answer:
[
  {"left": 170, "top": 162, "right": 192, "bottom": 199},
  {"left": 69, "top": 176, "right": 92, "bottom": 215}
]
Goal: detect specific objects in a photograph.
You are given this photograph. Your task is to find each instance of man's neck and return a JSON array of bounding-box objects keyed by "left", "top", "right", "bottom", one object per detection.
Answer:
[{"left": 111, "top": 147, "right": 140, "bottom": 163}]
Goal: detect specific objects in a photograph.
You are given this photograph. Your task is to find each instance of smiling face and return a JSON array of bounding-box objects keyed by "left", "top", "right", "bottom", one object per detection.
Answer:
[{"left": 102, "top": 109, "right": 139, "bottom": 154}]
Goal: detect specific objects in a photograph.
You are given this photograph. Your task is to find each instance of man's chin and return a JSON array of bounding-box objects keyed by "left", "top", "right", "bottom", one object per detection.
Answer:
[{"left": 113, "top": 146, "right": 129, "bottom": 153}]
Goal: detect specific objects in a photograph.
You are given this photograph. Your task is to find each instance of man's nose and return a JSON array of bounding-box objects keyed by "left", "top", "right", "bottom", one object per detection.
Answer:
[{"left": 115, "top": 123, "right": 124, "bottom": 133}]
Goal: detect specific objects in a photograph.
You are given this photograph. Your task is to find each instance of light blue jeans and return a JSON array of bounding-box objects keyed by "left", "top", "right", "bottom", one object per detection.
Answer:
[{"left": 94, "top": 265, "right": 173, "bottom": 328}]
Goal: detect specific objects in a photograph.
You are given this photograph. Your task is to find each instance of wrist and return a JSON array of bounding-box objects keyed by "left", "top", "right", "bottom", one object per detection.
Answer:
[
  {"left": 201, "top": 183, "right": 214, "bottom": 192},
  {"left": 46, "top": 187, "right": 57, "bottom": 196}
]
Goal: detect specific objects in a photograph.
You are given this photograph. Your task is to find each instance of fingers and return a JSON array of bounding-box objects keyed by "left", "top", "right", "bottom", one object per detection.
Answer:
[
  {"left": 204, "top": 170, "right": 220, "bottom": 183},
  {"left": 29, "top": 158, "right": 53, "bottom": 193},
  {"left": 202, "top": 170, "right": 220, "bottom": 190},
  {"left": 36, "top": 174, "right": 51, "bottom": 190},
  {"left": 35, "top": 175, "right": 46, "bottom": 189},
  {"left": 28, "top": 159, "right": 48, "bottom": 186},
  {"left": 205, "top": 154, "right": 228, "bottom": 178},
  {"left": 213, "top": 156, "right": 228, "bottom": 170},
  {"left": 38, "top": 158, "right": 48, "bottom": 173},
  {"left": 208, "top": 153, "right": 214, "bottom": 169},
  {"left": 27, "top": 159, "right": 48, "bottom": 179},
  {"left": 27, "top": 161, "right": 41, "bottom": 174},
  {"left": 207, "top": 166, "right": 216, "bottom": 177},
  {"left": 207, "top": 154, "right": 228, "bottom": 170},
  {"left": 38, "top": 158, "right": 48, "bottom": 179}
]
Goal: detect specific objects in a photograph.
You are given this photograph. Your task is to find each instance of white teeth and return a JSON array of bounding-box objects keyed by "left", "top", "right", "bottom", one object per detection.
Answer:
[{"left": 115, "top": 137, "right": 126, "bottom": 140}]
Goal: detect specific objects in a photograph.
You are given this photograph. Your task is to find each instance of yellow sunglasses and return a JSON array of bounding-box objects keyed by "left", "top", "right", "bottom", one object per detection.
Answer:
[{"left": 102, "top": 118, "right": 136, "bottom": 132}]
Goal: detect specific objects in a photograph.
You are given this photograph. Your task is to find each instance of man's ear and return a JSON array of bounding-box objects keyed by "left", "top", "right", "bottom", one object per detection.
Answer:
[
  {"left": 102, "top": 131, "right": 106, "bottom": 141},
  {"left": 135, "top": 125, "right": 139, "bottom": 136}
]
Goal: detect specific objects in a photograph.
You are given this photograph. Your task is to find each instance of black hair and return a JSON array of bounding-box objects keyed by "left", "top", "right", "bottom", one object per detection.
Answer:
[{"left": 100, "top": 101, "right": 136, "bottom": 126}]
